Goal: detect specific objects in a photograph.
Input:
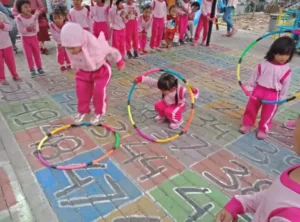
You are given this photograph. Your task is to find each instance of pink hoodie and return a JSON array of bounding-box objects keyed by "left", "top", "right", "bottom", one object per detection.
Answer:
[
  {"left": 123, "top": 2, "right": 139, "bottom": 20},
  {"left": 152, "top": 0, "right": 167, "bottom": 21},
  {"left": 201, "top": 0, "right": 217, "bottom": 17},
  {"left": 15, "top": 14, "right": 39, "bottom": 37},
  {"left": 49, "top": 22, "right": 66, "bottom": 45},
  {"left": 109, "top": 5, "right": 127, "bottom": 30},
  {"left": 68, "top": 7, "right": 93, "bottom": 30},
  {"left": 60, "top": 22, "right": 124, "bottom": 72},
  {"left": 178, "top": 1, "right": 191, "bottom": 16},
  {"left": 138, "top": 14, "right": 152, "bottom": 33},
  {"left": 0, "top": 11, "right": 13, "bottom": 49}
]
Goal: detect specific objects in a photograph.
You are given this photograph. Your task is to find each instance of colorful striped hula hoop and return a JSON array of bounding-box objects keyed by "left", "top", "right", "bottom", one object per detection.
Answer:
[
  {"left": 127, "top": 68, "right": 195, "bottom": 143},
  {"left": 237, "top": 29, "right": 300, "bottom": 105},
  {"left": 37, "top": 122, "right": 120, "bottom": 170}
]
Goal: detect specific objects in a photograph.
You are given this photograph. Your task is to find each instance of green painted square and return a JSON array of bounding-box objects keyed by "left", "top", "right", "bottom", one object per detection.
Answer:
[
  {"left": 150, "top": 170, "right": 251, "bottom": 222},
  {"left": 0, "top": 96, "right": 65, "bottom": 132}
]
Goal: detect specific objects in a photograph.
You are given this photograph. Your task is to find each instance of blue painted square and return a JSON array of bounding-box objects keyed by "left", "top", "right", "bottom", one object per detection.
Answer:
[
  {"left": 35, "top": 148, "right": 143, "bottom": 222},
  {"left": 51, "top": 90, "right": 77, "bottom": 115},
  {"left": 226, "top": 132, "right": 300, "bottom": 176}
]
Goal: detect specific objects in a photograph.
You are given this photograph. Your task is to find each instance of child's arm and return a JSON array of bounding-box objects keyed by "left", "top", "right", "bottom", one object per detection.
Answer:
[
  {"left": 16, "top": 16, "right": 36, "bottom": 35},
  {"left": 135, "top": 76, "right": 158, "bottom": 88},
  {"left": 49, "top": 24, "right": 60, "bottom": 45},
  {"left": 279, "top": 71, "right": 291, "bottom": 100},
  {"left": 245, "top": 64, "right": 260, "bottom": 92},
  {"left": 0, "top": 13, "right": 13, "bottom": 32},
  {"left": 183, "top": 86, "right": 199, "bottom": 99}
]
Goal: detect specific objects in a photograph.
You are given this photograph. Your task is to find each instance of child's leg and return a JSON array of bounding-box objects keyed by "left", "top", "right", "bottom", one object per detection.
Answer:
[
  {"left": 3, "top": 46, "right": 18, "bottom": 77},
  {"left": 202, "top": 16, "right": 209, "bottom": 43},
  {"left": 0, "top": 49, "right": 4, "bottom": 80},
  {"left": 119, "top": 29, "right": 126, "bottom": 57},
  {"left": 31, "top": 36, "right": 43, "bottom": 69},
  {"left": 194, "top": 14, "right": 204, "bottom": 42},
  {"left": 57, "top": 47, "right": 65, "bottom": 66},
  {"left": 112, "top": 29, "right": 122, "bottom": 56},
  {"left": 164, "top": 103, "right": 186, "bottom": 123},
  {"left": 259, "top": 91, "right": 279, "bottom": 132},
  {"left": 156, "top": 18, "right": 165, "bottom": 48},
  {"left": 75, "top": 70, "right": 94, "bottom": 114},
  {"left": 93, "top": 63, "right": 111, "bottom": 115},
  {"left": 132, "top": 20, "right": 139, "bottom": 51},
  {"left": 126, "top": 20, "right": 133, "bottom": 52},
  {"left": 179, "top": 15, "right": 188, "bottom": 41},
  {"left": 22, "top": 37, "right": 34, "bottom": 70},
  {"left": 139, "top": 31, "right": 147, "bottom": 51},
  {"left": 64, "top": 48, "right": 70, "bottom": 66},
  {"left": 154, "top": 100, "right": 168, "bottom": 117},
  {"left": 150, "top": 17, "right": 159, "bottom": 49},
  {"left": 93, "top": 22, "right": 100, "bottom": 38}
]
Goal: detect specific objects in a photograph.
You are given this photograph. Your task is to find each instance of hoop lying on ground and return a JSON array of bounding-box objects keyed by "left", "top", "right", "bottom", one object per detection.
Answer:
[
  {"left": 237, "top": 29, "right": 300, "bottom": 105},
  {"left": 37, "top": 122, "right": 120, "bottom": 170},
  {"left": 127, "top": 68, "right": 195, "bottom": 143}
]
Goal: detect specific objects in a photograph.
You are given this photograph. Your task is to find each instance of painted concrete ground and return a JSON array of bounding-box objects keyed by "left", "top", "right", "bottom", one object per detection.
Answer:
[{"left": 1, "top": 41, "right": 300, "bottom": 222}]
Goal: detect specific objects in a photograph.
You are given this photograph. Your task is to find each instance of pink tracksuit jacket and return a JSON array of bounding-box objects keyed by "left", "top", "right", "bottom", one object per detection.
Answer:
[
  {"left": 123, "top": 2, "right": 139, "bottom": 51},
  {"left": 68, "top": 7, "right": 92, "bottom": 31},
  {"left": 225, "top": 164, "right": 300, "bottom": 222},
  {"left": 90, "top": 3, "right": 110, "bottom": 39}
]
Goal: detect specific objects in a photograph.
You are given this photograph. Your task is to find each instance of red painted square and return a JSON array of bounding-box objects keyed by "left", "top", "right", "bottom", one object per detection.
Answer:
[
  {"left": 14, "top": 117, "right": 97, "bottom": 171},
  {"left": 192, "top": 149, "right": 273, "bottom": 197},
  {"left": 103, "top": 135, "right": 185, "bottom": 190}
]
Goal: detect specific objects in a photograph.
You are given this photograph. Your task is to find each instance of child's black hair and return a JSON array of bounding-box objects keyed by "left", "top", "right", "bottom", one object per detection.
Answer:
[
  {"left": 158, "top": 73, "right": 179, "bottom": 104},
  {"left": 115, "top": 0, "right": 123, "bottom": 7},
  {"left": 191, "top": 1, "right": 200, "bottom": 10},
  {"left": 16, "top": 0, "right": 30, "bottom": 14},
  {"left": 52, "top": 5, "right": 67, "bottom": 17},
  {"left": 142, "top": 4, "right": 152, "bottom": 11},
  {"left": 265, "top": 36, "right": 296, "bottom": 63}
]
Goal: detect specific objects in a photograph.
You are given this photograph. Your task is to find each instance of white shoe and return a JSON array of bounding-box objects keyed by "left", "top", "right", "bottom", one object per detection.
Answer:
[
  {"left": 74, "top": 113, "right": 86, "bottom": 125},
  {"left": 154, "top": 115, "right": 165, "bottom": 123},
  {"left": 90, "top": 114, "right": 102, "bottom": 125},
  {"left": 169, "top": 120, "right": 184, "bottom": 129}
]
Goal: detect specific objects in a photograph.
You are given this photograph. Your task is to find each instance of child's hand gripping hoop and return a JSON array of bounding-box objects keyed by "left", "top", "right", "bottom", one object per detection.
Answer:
[
  {"left": 237, "top": 29, "right": 300, "bottom": 105},
  {"left": 37, "top": 122, "right": 120, "bottom": 170},
  {"left": 128, "top": 68, "right": 195, "bottom": 143}
]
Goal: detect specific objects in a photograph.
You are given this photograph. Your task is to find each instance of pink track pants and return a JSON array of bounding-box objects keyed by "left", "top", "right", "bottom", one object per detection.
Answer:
[
  {"left": 242, "top": 85, "right": 279, "bottom": 133},
  {"left": 0, "top": 46, "right": 18, "bottom": 80},
  {"left": 194, "top": 14, "right": 209, "bottom": 43},
  {"left": 22, "top": 35, "right": 42, "bottom": 70},
  {"left": 139, "top": 31, "right": 147, "bottom": 50},
  {"left": 155, "top": 100, "right": 186, "bottom": 123},
  {"left": 126, "top": 19, "right": 139, "bottom": 51},
  {"left": 93, "top": 21, "right": 110, "bottom": 40},
  {"left": 57, "top": 47, "right": 70, "bottom": 66},
  {"left": 179, "top": 15, "right": 188, "bottom": 40},
  {"left": 150, "top": 17, "right": 165, "bottom": 49},
  {"left": 112, "top": 29, "right": 126, "bottom": 57},
  {"left": 76, "top": 62, "right": 111, "bottom": 115}
]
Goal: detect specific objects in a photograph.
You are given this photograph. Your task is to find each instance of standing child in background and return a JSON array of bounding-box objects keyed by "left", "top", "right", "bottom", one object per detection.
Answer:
[
  {"left": 150, "top": 0, "right": 167, "bottom": 51},
  {"left": 50, "top": 5, "right": 70, "bottom": 72},
  {"left": 240, "top": 36, "right": 295, "bottom": 140},
  {"left": 193, "top": 0, "right": 216, "bottom": 46},
  {"left": 138, "top": 4, "right": 152, "bottom": 55},
  {"left": 124, "top": 0, "right": 139, "bottom": 59},
  {"left": 185, "top": 1, "right": 200, "bottom": 42},
  {"left": 90, "top": 0, "right": 110, "bottom": 39},
  {"left": 68, "top": 0, "right": 92, "bottom": 31},
  {"left": 109, "top": 0, "right": 127, "bottom": 58},
  {"left": 16, "top": 0, "right": 45, "bottom": 78},
  {"left": 164, "top": 5, "right": 179, "bottom": 48},
  {"left": 216, "top": 115, "right": 300, "bottom": 222},
  {"left": 177, "top": 0, "right": 191, "bottom": 45},
  {"left": 0, "top": 11, "right": 21, "bottom": 85},
  {"left": 135, "top": 73, "right": 199, "bottom": 129},
  {"left": 61, "top": 23, "right": 125, "bottom": 125}
]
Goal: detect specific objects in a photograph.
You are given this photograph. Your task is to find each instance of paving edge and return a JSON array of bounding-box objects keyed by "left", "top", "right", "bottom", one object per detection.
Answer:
[{"left": 0, "top": 113, "right": 59, "bottom": 222}]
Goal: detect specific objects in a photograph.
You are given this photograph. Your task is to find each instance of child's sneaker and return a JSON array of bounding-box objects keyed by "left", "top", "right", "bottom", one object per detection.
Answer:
[
  {"left": 13, "top": 76, "right": 22, "bottom": 81},
  {"left": 60, "top": 66, "right": 67, "bottom": 72},
  {"left": 74, "top": 113, "right": 86, "bottom": 125},
  {"left": 169, "top": 120, "right": 183, "bottom": 129},
  {"left": 0, "top": 79, "right": 9, "bottom": 85},
  {"left": 30, "top": 69, "right": 37, "bottom": 78},
  {"left": 256, "top": 130, "right": 267, "bottom": 140},
  {"left": 284, "top": 120, "right": 296, "bottom": 130},
  {"left": 179, "top": 40, "right": 185, "bottom": 45},
  {"left": 189, "top": 38, "right": 194, "bottom": 42},
  {"left": 67, "top": 65, "right": 72, "bottom": 70},
  {"left": 192, "top": 41, "right": 198, "bottom": 47},
  {"left": 90, "top": 114, "right": 102, "bottom": 125},
  {"left": 127, "top": 51, "right": 133, "bottom": 59},
  {"left": 133, "top": 50, "right": 138, "bottom": 58},
  {"left": 154, "top": 115, "right": 165, "bottom": 123},
  {"left": 37, "top": 68, "right": 45, "bottom": 75},
  {"left": 239, "top": 125, "right": 251, "bottom": 134}
]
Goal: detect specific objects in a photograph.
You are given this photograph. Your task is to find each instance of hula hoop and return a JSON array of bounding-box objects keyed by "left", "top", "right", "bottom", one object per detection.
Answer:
[
  {"left": 127, "top": 68, "right": 195, "bottom": 143},
  {"left": 237, "top": 29, "right": 300, "bottom": 105},
  {"left": 37, "top": 122, "right": 120, "bottom": 170}
]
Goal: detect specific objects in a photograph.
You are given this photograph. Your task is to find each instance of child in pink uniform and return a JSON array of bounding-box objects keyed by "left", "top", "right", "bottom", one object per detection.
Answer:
[
  {"left": 150, "top": 0, "right": 167, "bottom": 51},
  {"left": 177, "top": 0, "right": 191, "bottom": 44},
  {"left": 50, "top": 5, "right": 70, "bottom": 72},
  {"left": 0, "top": 11, "right": 21, "bottom": 85},
  {"left": 90, "top": 0, "right": 110, "bottom": 39},
  {"left": 109, "top": 0, "right": 127, "bottom": 58},
  {"left": 16, "top": 0, "right": 45, "bottom": 78},
  {"left": 138, "top": 4, "right": 152, "bottom": 55},
  {"left": 61, "top": 22, "right": 125, "bottom": 125},
  {"left": 68, "top": 0, "right": 92, "bottom": 31},
  {"left": 123, "top": 0, "right": 139, "bottom": 59},
  {"left": 240, "top": 36, "right": 296, "bottom": 140},
  {"left": 135, "top": 73, "right": 199, "bottom": 129},
  {"left": 193, "top": 0, "right": 216, "bottom": 46},
  {"left": 216, "top": 116, "right": 300, "bottom": 222}
]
